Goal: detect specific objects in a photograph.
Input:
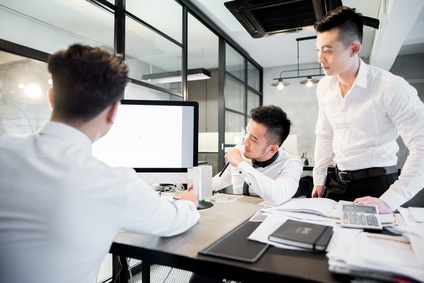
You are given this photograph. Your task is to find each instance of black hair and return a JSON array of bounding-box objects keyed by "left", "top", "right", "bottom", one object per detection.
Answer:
[
  {"left": 48, "top": 44, "right": 129, "bottom": 122},
  {"left": 314, "top": 6, "right": 363, "bottom": 47},
  {"left": 249, "top": 105, "right": 292, "bottom": 146}
]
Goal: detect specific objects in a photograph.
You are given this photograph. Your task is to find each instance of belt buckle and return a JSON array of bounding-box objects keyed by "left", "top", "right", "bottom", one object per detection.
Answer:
[{"left": 338, "top": 171, "right": 350, "bottom": 182}]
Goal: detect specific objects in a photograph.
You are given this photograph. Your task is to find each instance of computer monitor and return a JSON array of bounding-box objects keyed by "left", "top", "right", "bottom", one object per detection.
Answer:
[{"left": 92, "top": 99, "right": 199, "bottom": 184}]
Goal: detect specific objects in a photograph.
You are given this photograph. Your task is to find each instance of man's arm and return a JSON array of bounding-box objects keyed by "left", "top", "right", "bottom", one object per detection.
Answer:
[
  {"left": 239, "top": 155, "right": 303, "bottom": 206},
  {"left": 378, "top": 78, "right": 424, "bottom": 210},
  {"left": 312, "top": 83, "right": 334, "bottom": 198}
]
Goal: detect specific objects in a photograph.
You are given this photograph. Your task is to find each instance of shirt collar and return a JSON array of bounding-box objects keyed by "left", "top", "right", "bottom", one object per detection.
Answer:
[
  {"left": 252, "top": 151, "right": 280, "bottom": 168},
  {"left": 355, "top": 58, "right": 368, "bottom": 89},
  {"left": 39, "top": 121, "right": 93, "bottom": 154}
]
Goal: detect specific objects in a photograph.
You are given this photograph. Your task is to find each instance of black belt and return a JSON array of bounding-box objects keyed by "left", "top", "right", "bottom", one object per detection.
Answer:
[{"left": 336, "top": 166, "right": 398, "bottom": 182}]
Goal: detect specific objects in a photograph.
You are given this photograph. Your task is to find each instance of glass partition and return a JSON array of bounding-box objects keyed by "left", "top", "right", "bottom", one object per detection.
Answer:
[
  {"left": 0, "top": 0, "right": 114, "bottom": 54},
  {"left": 226, "top": 44, "right": 244, "bottom": 81},
  {"left": 247, "top": 61, "right": 260, "bottom": 91},
  {"left": 126, "top": 0, "right": 182, "bottom": 43},
  {"left": 187, "top": 12, "right": 219, "bottom": 174},
  {"left": 124, "top": 82, "right": 182, "bottom": 101},
  {"left": 224, "top": 111, "right": 245, "bottom": 145},
  {"left": 247, "top": 90, "right": 261, "bottom": 113},
  {"left": 125, "top": 15, "right": 183, "bottom": 94},
  {"left": 225, "top": 76, "right": 245, "bottom": 113}
]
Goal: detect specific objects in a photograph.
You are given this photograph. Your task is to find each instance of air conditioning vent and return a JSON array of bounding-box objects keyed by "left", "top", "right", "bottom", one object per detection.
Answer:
[{"left": 225, "top": 0, "right": 342, "bottom": 38}]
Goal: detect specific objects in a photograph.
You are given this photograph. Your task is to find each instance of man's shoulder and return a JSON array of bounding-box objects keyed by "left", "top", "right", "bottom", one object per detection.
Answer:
[{"left": 278, "top": 148, "right": 303, "bottom": 164}]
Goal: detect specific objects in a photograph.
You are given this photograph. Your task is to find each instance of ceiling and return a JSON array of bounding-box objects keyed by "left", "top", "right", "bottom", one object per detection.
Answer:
[
  {"left": 1, "top": 0, "right": 423, "bottom": 74},
  {"left": 187, "top": 0, "right": 424, "bottom": 70}
]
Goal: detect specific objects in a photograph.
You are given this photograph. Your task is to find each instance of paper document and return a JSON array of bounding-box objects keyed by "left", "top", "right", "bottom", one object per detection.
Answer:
[
  {"left": 209, "top": 193, "right": 244, "bottom": 203},
  {"left": 327, "top": 227, "right": 424, "bottom": 282},
  {"left": 268, "top": 198, "right": 345, "bottom": 218}
]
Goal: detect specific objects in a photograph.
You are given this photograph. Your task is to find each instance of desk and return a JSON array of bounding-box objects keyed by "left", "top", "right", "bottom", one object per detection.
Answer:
[{"left": 110, "top": 197, "right": 340, "bottom": 282}]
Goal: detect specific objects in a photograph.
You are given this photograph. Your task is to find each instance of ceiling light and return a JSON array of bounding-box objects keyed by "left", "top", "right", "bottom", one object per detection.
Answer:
[
  {"left": 271, "top": 78, "right": 290, "bottom": 90},
  {"left": 271, "top": 37, "right": 323, "bottom": 88},
  {"left": 299, "top": 76, "right": 319, "bottom": 87},
  {"left": 18, "top": 83, "right": 42, "bottom": 99},
  {"left": 141, "top": 68, "right": 211, "bottom": 84}
]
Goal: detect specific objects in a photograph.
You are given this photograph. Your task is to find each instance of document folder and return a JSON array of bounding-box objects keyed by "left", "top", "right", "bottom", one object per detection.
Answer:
[{"left": 199, "top": 221, "right": 268, "bottom": 262}]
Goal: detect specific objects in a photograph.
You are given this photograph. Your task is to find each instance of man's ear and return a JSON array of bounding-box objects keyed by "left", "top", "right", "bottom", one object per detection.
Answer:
[
  {"left": 351, "top": 42, "right": 361, "bottom": 57},
  {"left": 48, "top": 87, "right": 54, "bottom": 109},
  {"left": 106, "top": 101, "right": 120, "bottom": 124},
  {"left": 269, "top": 144, "right": 280, "bottom": 154}
]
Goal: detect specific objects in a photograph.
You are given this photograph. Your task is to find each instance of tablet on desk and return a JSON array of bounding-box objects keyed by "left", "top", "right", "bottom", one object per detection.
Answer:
[{"left": 199, "top": 221, "right": 268, "bottom": 263}]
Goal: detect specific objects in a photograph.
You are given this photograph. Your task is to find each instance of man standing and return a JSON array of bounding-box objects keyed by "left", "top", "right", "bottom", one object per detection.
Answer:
[
  {"left": 0, "top": 44, "right": 200, "bottom": 283},
  {"left": 214, "top": 105, "right": 303, "bottom": 206},
  {"left": 311, "top": 6, "right": 424, "bottom": 213}
]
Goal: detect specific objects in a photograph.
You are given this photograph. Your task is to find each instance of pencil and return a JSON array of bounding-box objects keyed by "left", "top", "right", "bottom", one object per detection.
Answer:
[
  {"left": 367, "top": 234, "right": 410, "bottom": 244},
  {"left": 218, "top": 162, "right": 230, "bottom": 177}
]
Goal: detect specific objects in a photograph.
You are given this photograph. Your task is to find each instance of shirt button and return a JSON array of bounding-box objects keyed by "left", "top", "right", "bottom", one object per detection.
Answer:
[{"left": 239, "top": 171, "right": 242, "bottom": 174}]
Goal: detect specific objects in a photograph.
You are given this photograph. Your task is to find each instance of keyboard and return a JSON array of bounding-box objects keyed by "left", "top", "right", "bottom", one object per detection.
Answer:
[{"left": 341, "top": 204, "right": 383, "bottom": 230}]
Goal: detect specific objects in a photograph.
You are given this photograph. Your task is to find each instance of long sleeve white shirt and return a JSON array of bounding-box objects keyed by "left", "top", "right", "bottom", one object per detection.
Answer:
[
  {"left": 213, "top": 145, "right": 303, "bottom": 206},
  {"left": 0, "top": 122, "right": 200, "bottom": 283},
  {"left": 313, "top": 59, "right": 424, "bottom": 210}
]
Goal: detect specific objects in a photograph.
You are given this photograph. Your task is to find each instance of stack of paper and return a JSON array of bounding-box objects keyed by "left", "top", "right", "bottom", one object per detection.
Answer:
[
  {"left": 327, "top": 226, "right": 424, "bottom": 282},
  {"left": 261, "top": 198, "right": 395, "bottom": 225}
]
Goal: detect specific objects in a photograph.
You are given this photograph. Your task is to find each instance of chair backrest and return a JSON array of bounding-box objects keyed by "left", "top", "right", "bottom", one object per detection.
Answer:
[
  {"left": 400, "top": 188, "right": 424, "bottom": 208},
  {"left": 294, "top": 176, "right": 313, "bottom": 198}
]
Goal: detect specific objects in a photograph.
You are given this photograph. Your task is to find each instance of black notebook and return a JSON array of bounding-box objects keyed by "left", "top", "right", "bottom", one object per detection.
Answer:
[{"left": 268, "top": 219, "right": 333, "bottom": 252}]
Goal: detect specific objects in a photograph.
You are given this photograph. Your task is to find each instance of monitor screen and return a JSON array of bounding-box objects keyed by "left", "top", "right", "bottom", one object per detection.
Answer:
[{"left": 92, "top": 99, "right": 198, "bottom": 172}]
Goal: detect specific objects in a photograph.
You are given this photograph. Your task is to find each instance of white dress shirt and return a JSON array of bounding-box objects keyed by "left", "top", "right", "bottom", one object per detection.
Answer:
[
  {"left": 0, "top": 122, "right": 200, "bottom": 283},
  {"left": 213, "top": 145, "right": 303, "bottom": 206},
  {"left": 313, "top": 59, "right": 424, "bottom": 209}
]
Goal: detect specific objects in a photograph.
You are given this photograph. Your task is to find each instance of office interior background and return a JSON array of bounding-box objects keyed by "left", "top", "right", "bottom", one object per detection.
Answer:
[{"left": 0, "top": 0, "right": 423, "bottom": 282}]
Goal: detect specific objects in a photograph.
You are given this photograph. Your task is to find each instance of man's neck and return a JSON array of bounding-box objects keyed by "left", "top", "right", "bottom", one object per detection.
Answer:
[{"left": 337, "top": 57, "right": 360, "bottom": 97}]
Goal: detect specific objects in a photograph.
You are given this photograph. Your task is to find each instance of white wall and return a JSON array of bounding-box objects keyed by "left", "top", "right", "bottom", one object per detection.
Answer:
[{"left": 263, "top": 66, "right": 321, "bottom": 160}]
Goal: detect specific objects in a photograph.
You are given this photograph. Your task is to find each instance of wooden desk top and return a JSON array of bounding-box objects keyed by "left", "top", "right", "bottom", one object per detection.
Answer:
[{"left": 111, "top": 196, "right": 339, "bottom": 282}]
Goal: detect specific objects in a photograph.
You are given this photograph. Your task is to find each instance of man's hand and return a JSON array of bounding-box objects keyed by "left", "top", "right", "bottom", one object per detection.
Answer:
[
  {"left": 353, "top": 196, "right": 393, "bottom": 214},
  {"left": 312, "top": 185, "right": 325, "bottom": 198},
  {"left": 174, "top": 190, "right": 199, "bottom": 208},
  {"left": 225, "top": 148, "right": 243, "bottom": 167}
]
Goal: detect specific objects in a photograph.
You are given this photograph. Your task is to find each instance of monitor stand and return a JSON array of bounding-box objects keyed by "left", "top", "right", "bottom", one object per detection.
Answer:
[{"left": 198, "top": 200, "right": 213, "bottom": 210}]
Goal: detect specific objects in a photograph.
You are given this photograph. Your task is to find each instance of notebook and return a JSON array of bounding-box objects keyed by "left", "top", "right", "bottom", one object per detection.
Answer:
[{"left": 268, "top": 219, "right": 333, "bottom": 252}]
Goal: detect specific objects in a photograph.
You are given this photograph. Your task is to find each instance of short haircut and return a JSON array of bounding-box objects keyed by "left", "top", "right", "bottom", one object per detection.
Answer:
[
  {"left": 314, "top": 6, "right": 363, "bottom": 47},
  {"left": 249, "top": 105, "right": 292, "bottom": 146},
  {"left": 48, "top": 44, "right": 129, "bottom": 122}
]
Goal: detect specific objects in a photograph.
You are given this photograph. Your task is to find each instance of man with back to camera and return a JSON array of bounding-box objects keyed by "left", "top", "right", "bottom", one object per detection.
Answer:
[
  {"left": 311, "top": 6, "right": 424, "bottom": 213},
  {"left": 213, "top": 105, "right": 304, "bottom": 206},
  {"left": 0, "top": 44, "right": 200, "bottom": 283}
]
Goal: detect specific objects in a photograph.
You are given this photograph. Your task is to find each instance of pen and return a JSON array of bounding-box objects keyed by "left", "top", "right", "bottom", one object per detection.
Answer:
[
  {"left": 367, "top": 234, "right": 410, "bottom": 244},
  {"left": 218, "top": 162, "right": 230, "bottom": 177}
]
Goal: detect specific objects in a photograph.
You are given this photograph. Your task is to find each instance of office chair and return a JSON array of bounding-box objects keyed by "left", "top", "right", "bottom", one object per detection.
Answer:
[{"left": 293, "top": 176, "right": 314, "bottom": 198}]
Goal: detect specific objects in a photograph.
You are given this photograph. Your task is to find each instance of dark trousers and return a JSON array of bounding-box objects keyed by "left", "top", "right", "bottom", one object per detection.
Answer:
[{"left": 324, "top": 171, "right": 398, "bottom": 202}]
